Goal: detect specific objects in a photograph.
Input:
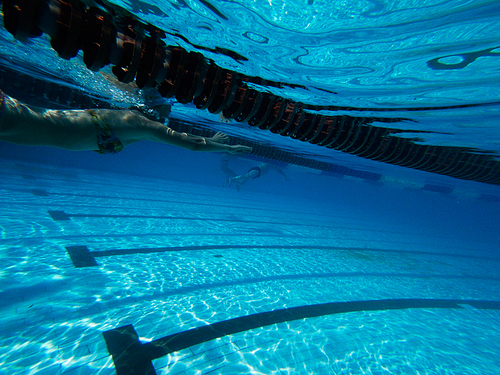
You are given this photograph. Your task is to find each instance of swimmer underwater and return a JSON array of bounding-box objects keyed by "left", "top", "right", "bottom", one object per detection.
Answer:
[{"left": 0, "top": 90, "right": 252, "bottom": 155}]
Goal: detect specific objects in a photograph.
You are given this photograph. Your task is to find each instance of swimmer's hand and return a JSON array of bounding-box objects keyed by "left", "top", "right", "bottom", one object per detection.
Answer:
[
  {"left": 210, "top": 131, "right": 229, "bottom": 144},
  {"left": 228, "top": 145, "right": 252, "bottom": 154},
  {"left": 209, "top": 132, "right": 252, "bottom": 154}
]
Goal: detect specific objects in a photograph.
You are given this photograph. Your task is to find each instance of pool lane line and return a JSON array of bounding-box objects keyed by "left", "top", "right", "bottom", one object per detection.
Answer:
[
  {"left": 59, "top": 272, "right": 500, "bottom": 321},
  {"left": 102, "top": 298, "right": 500, "bottom": 375},
  {"left": 34, "top": 189, "right": 280, "bottom": 209},
  {"left": 7, "top": 231, "right": 483, "bottom": 255},
  {"left": 65, "top": 244, "right": 500, "bottom": 268},
  {"left": 6, "top": 208, "right": 488, "bottom": 251},
  {"left": 26, "top": 172, "right": 500, "bottom": 202},
  {"left": 46, "top": 209, "right": 389, "bottom": 232},
  {"left": 24, "top": 181, "right": 289, "bottom": 213},
  {"left": 7, "top": 165, "right": 500, "bottom": 204},
  {"left": 21, "top": 198, "right": 354, "bottom": 227},
  {"left": 51, "top": 210, "right": 301, "bottom": 224},
  {"left": 34, "top": 189, "right": 352, "bottom": 221},
  {"left": 47, "top": 209, "right": 472, "bottom": 243},
  {"left": 25, "top": 174, "right": 227, "bottom": 199}
]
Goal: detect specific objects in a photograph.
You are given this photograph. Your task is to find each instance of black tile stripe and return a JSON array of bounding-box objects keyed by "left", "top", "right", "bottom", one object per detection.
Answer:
[
  {"left": 142, "top": 272, "right": 500, "bottom": 295},
  {"left": 103, "top": 298, "right": 500, "bottom": 375},
  {"left": 44, "top": 208, "right": 361, "bottom": 229},
  {"left": 42, "top": 202, "right": 355, "bottom": 227},
  {"left": 7, "top": 161, "right": 500, "bottom": 203},
  {"left": 3, "top": 207, "right": 489, "bottom": 253},
  {"left": 69, "top": 213, "right": 274, "bottom": 222},
  {"left": 47, "top": 210, "right": 463, "bottom": 243},
  {"left": 102, "top": 325, "right": 156, "bottom": 375},
  {"left": 479, "top": 194, "right": 500, "bottom": 202},
  {"left": 0, "top": 206, "right": 485, "bottom": 251},
  {"left": 66, "top": 245, "right": 98, "bottom": 267},
  {"left": 7, "top": 209, "right": 476, "bottom": 251},
  {"left": 20, "top": 172, "right": 277, "bottom": 206},
  {"left": 0, "top": 231, "right": 298, "bottom": 243},
  {"left": 31, "top": 189, "right": 49, "bottom": 196},
  {"left": 423, "top": 184, "right": 454, "bottom": 194},
  {"left": 53, "top": 211, "right": 295, "bottom": 227},
  {"left": 74, "top": 272, "right": 500, "bottom": 318},
  {"left": 66, "top": 244, "right": 500, "bottom": 268},
  {"left": 38, "top": 192, "right": 347, "bottom": 221},
  {"left": 40, "top": 190, "right": 279, "bottom": 210},
  {"left": 13, "top": 169, "right": 186, "bottom": 192},
  {"left": 49, "top": 211, "right": 71, "bottom": 221}
]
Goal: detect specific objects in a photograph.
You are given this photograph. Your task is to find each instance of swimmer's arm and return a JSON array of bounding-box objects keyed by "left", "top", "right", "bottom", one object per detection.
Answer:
[
  {"left": 149, "top": 121, "right": 251, "bottom": 154},
  {"left": 172, "top": 129, "right": 252, "bottom": 154},
  {"left": 109, "top": 111, "right": 251, "bottom": 154}
]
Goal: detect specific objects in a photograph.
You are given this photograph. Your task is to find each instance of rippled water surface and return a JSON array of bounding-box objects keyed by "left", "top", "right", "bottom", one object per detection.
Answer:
[
  {"left": 119, "top": 0, "right": 500, "bottom": 106},
  {"left": 1, "top": 0, "right": 499, "bottom": 155},
  {"left": 118, "top": 0, "right": 500, "bottom": 170}
]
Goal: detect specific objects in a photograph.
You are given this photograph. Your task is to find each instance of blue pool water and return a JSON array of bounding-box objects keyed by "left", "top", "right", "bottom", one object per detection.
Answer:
[{"left": 1, "top": 0, "right": 500, "bottom": 374}]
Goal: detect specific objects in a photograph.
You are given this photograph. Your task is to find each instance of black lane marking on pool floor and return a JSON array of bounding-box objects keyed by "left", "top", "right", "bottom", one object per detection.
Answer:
[
  {"left": 39, "top": 189, "right": 357, "bottom": 222},
  {"left": 479, "top": 194, "right": 500, "bottom": 202},
  {"left": 65, "top": 244, "right": 500, "bottom": 268},
  {"left": 41, "top": 191, "right": 285, "bottom": 213},
  {"left": 35, "top": 186, "right": 320, "bottom": 219},
  {"left": 31, "top": 189, "right": 49, "bottom": 196},
  {"left": 51, "top": 211, "right": 287, "bottom": 226},
  {"left": 49, "top": 210, "right": 268, "bottom": 222},
  {"left": 47, "top": 210, "right": 385, "bottom": 236},
  {"left": 66, "top": 246, "right": 99, "bottom": 267},
  {"left": 422, "top": 184, "right": 454, "bottom": 194},
  {"left": 102, "top": 298, "right": 500, "bottom": 375},
  {"left": 14, "top": 165, "right": 500, "bottom": 204},
  {"left": 46, "top": 210, "right": 473, "bottom": 244}
]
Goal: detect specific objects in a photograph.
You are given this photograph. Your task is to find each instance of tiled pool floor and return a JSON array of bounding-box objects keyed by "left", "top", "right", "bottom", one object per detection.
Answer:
[{"left": 0, "top": 161, "right": 499, "bottom": 374}]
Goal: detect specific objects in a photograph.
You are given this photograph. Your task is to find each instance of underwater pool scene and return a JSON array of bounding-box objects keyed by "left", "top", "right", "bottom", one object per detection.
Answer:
[{"left": 1, "top": 0, "right": 500, "bottom": 374}]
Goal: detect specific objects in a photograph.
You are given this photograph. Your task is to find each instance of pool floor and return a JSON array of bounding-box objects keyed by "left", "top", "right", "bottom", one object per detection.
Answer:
[{"left": 0, "top": 160, "right": 499, "bottom": 374}]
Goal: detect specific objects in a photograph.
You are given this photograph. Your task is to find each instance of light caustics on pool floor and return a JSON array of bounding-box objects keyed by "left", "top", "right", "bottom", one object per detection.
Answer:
[{"left": 0, "top": 160, "right": 500, "bottom": 374}]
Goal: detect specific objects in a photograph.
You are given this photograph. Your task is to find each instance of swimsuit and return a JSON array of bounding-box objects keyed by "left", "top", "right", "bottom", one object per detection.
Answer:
[{"left": 87, "top": 109, "right": 124, "bottom": 154}]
